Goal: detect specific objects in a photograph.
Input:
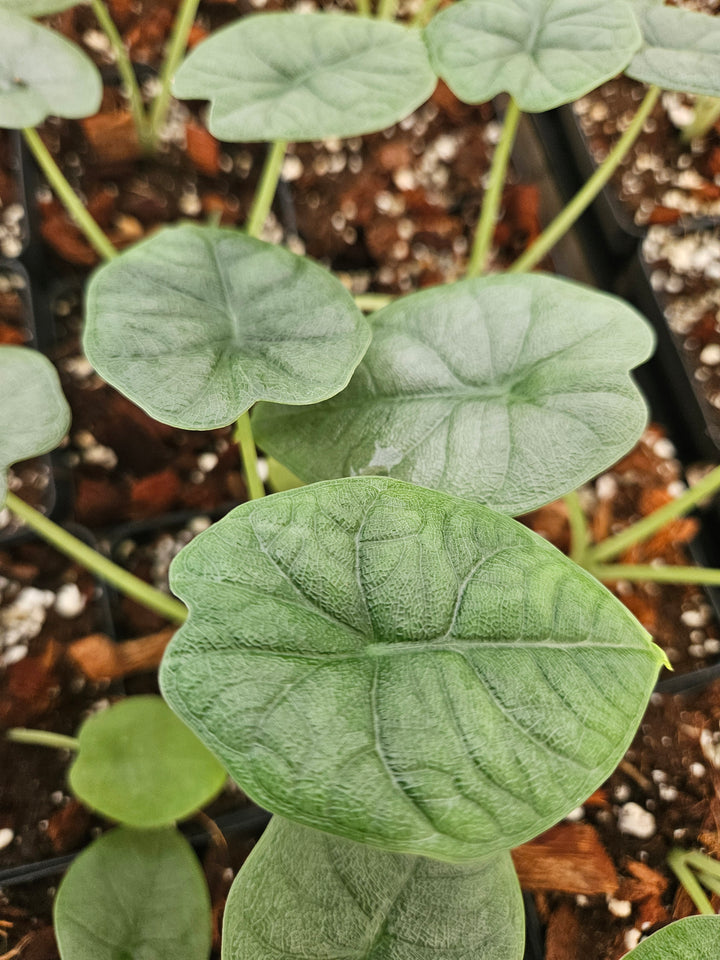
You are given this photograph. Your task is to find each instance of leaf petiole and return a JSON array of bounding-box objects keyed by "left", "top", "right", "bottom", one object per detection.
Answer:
[
  {"left": 564, "top": 490, "right": 590, "bottom": 565},
  {"left": 466, "top": 97, "right": 521, "bottom": 278},
  {"left": 6, "top": 728, "right": 79, "bottom": 752},
  {"left": 89, "top": 0, "right": 151, "bottom": 151},
  {"left": 587, "top": 462, "right": 720, "bottom": 564},
  {"left": 147, "top": 0, "right": 201, "bottom": 150},
  {"left": 411, "top": 0, "right": 443, "bottom": 28},
  {"left": 245, "top": 139, "right": 288, "bottom": 240},
  {"left": 590, "top": 563, "right": 720, "bottom": 588},
  {"left": 4, "top": 492, "right": 187, "bottom": 623},
  {"left": 354, "top": 292, "right": 395, "bottom": 312},
  {"left": 22, "top": 127, "right": 117, "bottom": 262},
  {"left": 235, "top": 412, "right": 265, "bottom": 501},
  {"left": 668, "top": 849, "right": 718, "bottom": 916},
  {"left": 375, "top": 0, "right": 397, "bottom": 20},
  {"left": 510, "top": 85, "right": 661, "bottom": 274},
  {"left": 680, "top": 94, "right": 720, "bottom": 144}
]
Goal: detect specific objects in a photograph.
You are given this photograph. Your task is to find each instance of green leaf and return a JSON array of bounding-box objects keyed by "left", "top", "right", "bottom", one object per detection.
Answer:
[
  {"left": 0, "top": 11, "right": 102, "bottom": 128},
  {"left": 160, "top": 477, "right": 664, "bottom": 862},
  {"left": 84, "top": 224, "right": 370, "bottom": 430},
  {"left": 626, "top": 5, "right": 720, "bottom": 98},
  {"left": 0, "top": 346, "right": 70, "bottom": 506},
  {"left": 68, "top": 696, "right": 226, "bottom": 828},
  {"left": 0, "top": 0, "right": 79, "bottom": 15},
  {"left": 222, "top": 817, "right": 525, "bottom": 960},
  {"left": 621, "top": 916, "right": 720, "bottom": 959},
  {"left": 253, "top": 274, "right": 654, "bottom": 517},
  {"left": 172, "top": 13, "right": 437, "bottom": 141},
  {"left": 54, "top": 827, "right": 212, "bottom": 960},
  {"left": 424, "top": 0, "right": 642, "bottom": 112}
]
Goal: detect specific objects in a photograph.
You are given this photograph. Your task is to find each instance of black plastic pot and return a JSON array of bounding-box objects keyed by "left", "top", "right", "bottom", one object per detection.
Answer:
[
  {"left": 557, "top": 102, "right": 645, "bottom": 260},
  {"left": 0, "top": 131, "right": 30, "bottom": 261},
  {"left": 617, "top": 230, "right": 720, "bottom": 464}
]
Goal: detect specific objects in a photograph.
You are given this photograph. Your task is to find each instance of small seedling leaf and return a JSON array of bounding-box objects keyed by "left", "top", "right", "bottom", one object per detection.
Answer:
[
  {"left": 627, "top": 5, "right": 720, "bottom": 98},
  {"left": 0, "top": 1, "right": 79, "bottom": 15},
  {"left": 161, "top": 477, "right": 664, "bottom": 862},
  {"left": 172, "top": 12, "right": 436, "bottom": 141},
  {"left": 0, "top": 346, "right": 70, "bottom": 506},
  {"left": 424, "top": 0, "right": 641, "bottom": 112},
  {"left": 54, "top": 827, "right": 212, "bottom": 960},
  {"left": 84, "top": 224, "right": 370, "bottom": 430},
  {"left": 68, "top": 696, "right": 226, "bottom": 828},
  {"left": 621, "top": 916, "right": 720, "bottom": 959},
  {"left": 222, "top": 817, "right": 525, "bottom": 960},
  {"left": 0, "top": 11, "right": 102, "bottom": 128},
  {"left": 253, "top": 274, "right": 654, "bottom": 516}
]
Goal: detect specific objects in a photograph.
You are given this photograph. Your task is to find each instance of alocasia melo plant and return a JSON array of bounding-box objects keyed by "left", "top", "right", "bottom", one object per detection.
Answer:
[{"left": 7, "top": 0, "right": 720, "bottom": 957}]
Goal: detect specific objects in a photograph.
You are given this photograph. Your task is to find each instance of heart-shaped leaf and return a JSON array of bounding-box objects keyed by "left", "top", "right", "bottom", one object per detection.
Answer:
[
  {"left": 253, "top": 274, "right": 654, "bottom": 516},
  {"left": 160, "top": 478, "right": 664, "bottom": 862},
  {"left": 0, "top": 10, "right": 102, "bottom": 128},
  {"left": 223, "top": 817, "right": 525, "bottom": 960},
  {"left": 84, "top": 224, "right": 370, "bottom": 430},
  {"left": 172, "top": 12, "right": 437, "bottom": 141},
  {"left": 0, "top": 346, "right": 70, "bottom": 506},
  {"left": 621, "top": 916, "right": 720, "bottom": 959},
  {"left": 68, "top": 696, "right": 226, "bottom": 828},
  {"left": 54, "top": 827, "right": 212, "bottom": 960},
  {"left": 626, "top": 5, "right": 720, "bottom": 98},
  {"left": 424, "top": 0, "right": 642, "bottom": 112},
  {"left": 0, "top": 0, "right": 79, "bottom": 15}
]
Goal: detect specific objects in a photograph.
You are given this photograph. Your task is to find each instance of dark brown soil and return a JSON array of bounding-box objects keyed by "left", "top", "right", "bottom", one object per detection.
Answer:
[{"left": 0, "top": 542, "right": 114, "bottom": 870}]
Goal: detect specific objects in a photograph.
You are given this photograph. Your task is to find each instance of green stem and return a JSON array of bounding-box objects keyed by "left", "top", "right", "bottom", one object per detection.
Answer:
[
  {"left": 668, "top": 850, "right": 716, "bottom": 916},
  {"left": 5, "top": 492, "right": 187, "bottom": 623},
  {"left": 376, "top": 0, "right": 398, "bottom": 19},
  {"left": 245, "top": 140, "right": 287, "bottom": 239},
  {"left": 680, "top": 95, "right": 720, "bottom": 144},
  {"left": 686, "top": 852, "right": 720, "bottom": 880},
  {"left": 411, "top": 0, "right": 443, "bottom": 27},
  {"left": 590, "top": 563, "right": 720, "bottom": 588},
  {"left": 147, "top": 0, "right": 201, "bottom": 150},
  {"left": 22, "top": 128, "right": 117, "bottom": 262},
  {"left": 6, "top": 728, "right": 79, "bottom": 752},
  {"left": 234, "top": 412, "right": 265, "bottom": 501},
  {"left": 466, "top": 98, "right": 522, "bottom": 278},
  {"left": 564, "top": 491, "right": 589, "bottom": 566},
  {"left": 355, "top": 0, "right": 371, "bottom": 15},
  {"left": 90, "top": 0, "right": 151, "bottom": 151},
  {"left": 509, "top": 85, "right": 661, "bottom": 274},
  {"left": 354, "top": 293, "right": 395, "bottom": 312},
  {"left": 697, "top": 871, "right": 720, "bottom": 898},
  {"left": 587, "top": 462, "right": 720, "bottom": 564}
]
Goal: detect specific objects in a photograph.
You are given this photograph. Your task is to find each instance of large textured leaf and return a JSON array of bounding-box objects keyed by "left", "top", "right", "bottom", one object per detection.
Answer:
[
  {"left": 621, "top": 916, "right": 720, "bottom": 959},
  {"left": 424, "top": 0, "right": 641, "bottom": 112},
  {"left": 160, "top": 478, "right": 664, "bottom": 862},
  {"left": 0, "top": 346, "right": 70, "bottom": 506},
  {"left": 54, "top": 827, "right": 211, "bottom": 960},
  {"left": 172, "top": 13, "right": 436, "bottom": 141},
  {"left": 84, "top": 224, "right": 370, "bottom": 430},
  {"left": 0, "top": 11, "right": 102, "bottom": 128},
  {"left": 68, "top": 696, "right": 226, "bottom": 828},
  {"left": 626, "top": 5, "right": 720, "bottom": 98},
  {"left": 223, "top": 817, "right": 525, "bottom": 960},
  {"left": 0, "top": 0, "right": 79, "bottom": 14},
  {"left": 253, "top": 274, "right": 654, "bottom": 516}
]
